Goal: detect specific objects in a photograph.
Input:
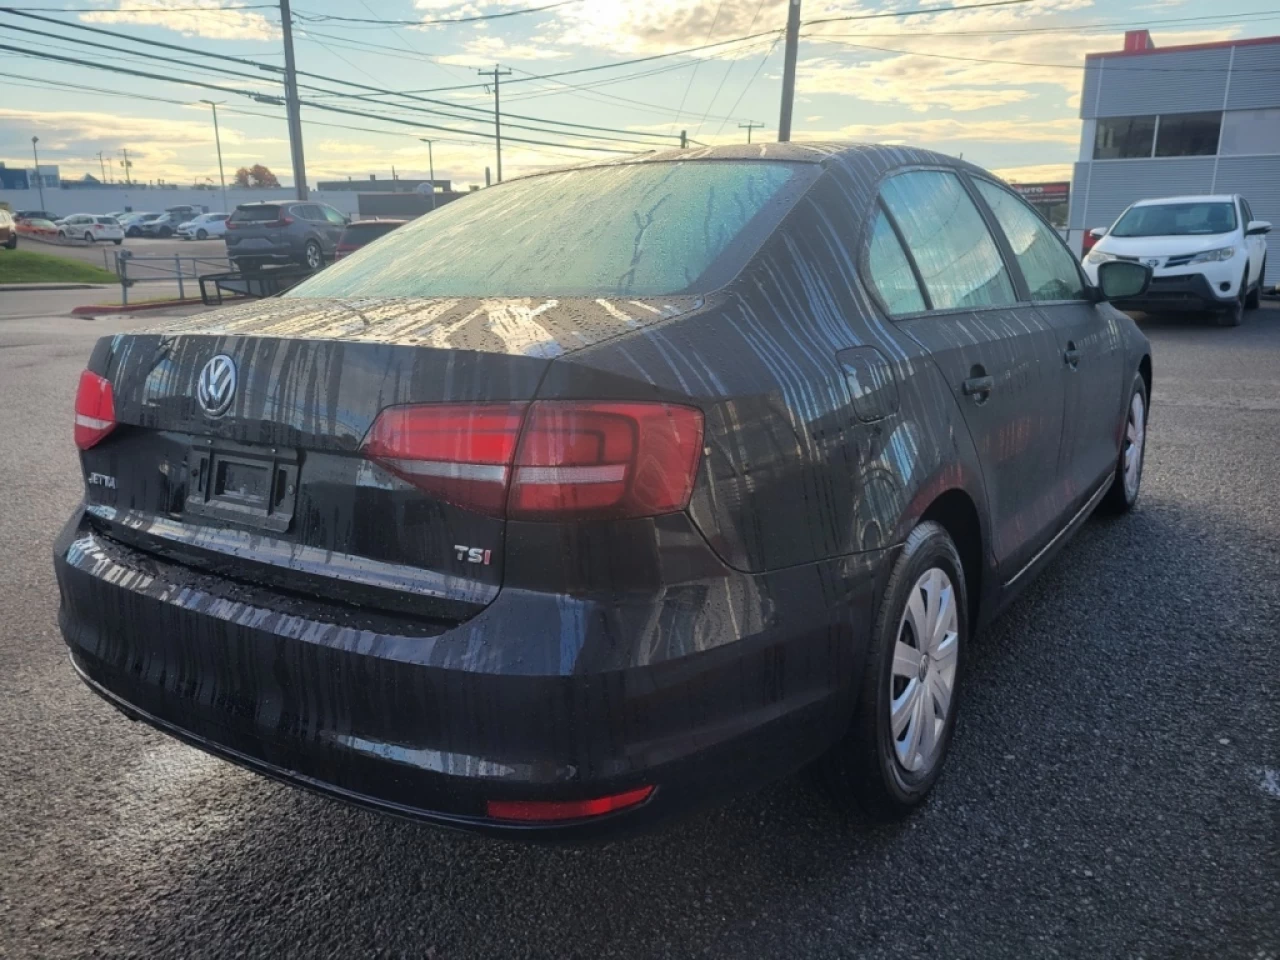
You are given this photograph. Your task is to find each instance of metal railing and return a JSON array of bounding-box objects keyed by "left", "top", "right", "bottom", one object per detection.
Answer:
[{"left": 113, "top": 250, "right": 231, "bottom": 304}]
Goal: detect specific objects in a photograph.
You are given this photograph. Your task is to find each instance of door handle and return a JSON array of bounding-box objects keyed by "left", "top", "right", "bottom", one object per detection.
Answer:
[
  {"left": 961, "top": 375, "right": 994, "bottom": 400},
  {"left": 1064, "top": 341, "right": 1081, "bottom": 368}
]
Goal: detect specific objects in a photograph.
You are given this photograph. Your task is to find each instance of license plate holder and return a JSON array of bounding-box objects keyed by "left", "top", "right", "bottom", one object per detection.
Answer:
[{"left": 185, "top": 441, "right": 298, "bottom": 533}]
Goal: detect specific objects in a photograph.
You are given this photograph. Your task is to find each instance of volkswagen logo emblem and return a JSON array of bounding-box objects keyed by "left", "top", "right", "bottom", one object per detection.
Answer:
[
  {"left": 196, "top": 354, "right": 237, "bottom": 418},
  {"left": 1145, "top": 259, "right": 1160, "bottom": 268}
]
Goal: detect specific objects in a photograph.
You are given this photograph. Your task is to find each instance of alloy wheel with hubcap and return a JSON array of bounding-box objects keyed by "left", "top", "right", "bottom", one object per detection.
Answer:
[
  {"left": 890, "top": 567, "right": 959, "bottom": 775},
  {"left": 1122, "top": 391, "right": 1145, "bottom": 502},
  {"left": 305, "top": 242, "right": 323, "bottom": 270}
]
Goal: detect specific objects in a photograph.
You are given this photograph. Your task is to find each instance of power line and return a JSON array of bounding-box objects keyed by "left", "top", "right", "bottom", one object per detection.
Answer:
[
  {"left": 4, "top": 3, "right": 274, "bottom": 9},
  {"left": 694, "top": 0, "right": 769, "bottom": 137},
  {"left": 801, "top": 0, "right": 1035, "bottom": 28},
  {"left": 671, "top": 0, "right": 726, "bottom": 135},
  {"left": 290, "top": 0, "right": 580, "bottom": 27},
  {"left": 715, "top": 34, "right": 780, "bottom": 137}
]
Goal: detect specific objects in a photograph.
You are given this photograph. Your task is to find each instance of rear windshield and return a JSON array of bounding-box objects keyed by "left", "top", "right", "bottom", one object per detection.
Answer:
[
  {"left": 231, "top": 205, "right": 282, "bottom": 222},
  {"left": 1111, "top": 201, "right": 1237, "bottom": 237},
  {"left": 286, "top": 161, "right": 816, "bottom": 299},
  {"left": 95, "top": 217, "right": 117, "bottom": 225},
  {"left": 342, "top": 221, "right": 402, "bottom": 240}
]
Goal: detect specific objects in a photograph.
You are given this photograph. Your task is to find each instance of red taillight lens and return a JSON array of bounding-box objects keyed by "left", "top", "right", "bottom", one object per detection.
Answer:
[
  {"left": 361, "top": 402, "right": 528, "bottom": 516},
  {"left": 486, "top": 786, "right": 654, "bottom": 822},
  {"left": 361, "top": 401, "right": 704, "bottom": 520},
  {"left": 511, "top": 402, "right": 703, "bottom": 519},
  {"left": 275, "top": 215, "right": 294, "bottom": 227},
  {"left": 74, "top": 370, "right": 116, "bottom": 450},
  {"left": 225, "top": 220, "right": 239, "bottom": 230}
]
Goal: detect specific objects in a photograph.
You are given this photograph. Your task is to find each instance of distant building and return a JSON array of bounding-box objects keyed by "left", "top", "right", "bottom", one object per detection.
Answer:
[
  {"left": 317, "top": 174, "right": 452, "bottom": 193},
  {"left": 30, "top": 164, "right": 61, "bottom": 188},
  {"left": 1068, "top": 30, "right": 1280, "bottom": 259},
  {"left": 0, "top": 163, "right": 30, "bottom": 190}
]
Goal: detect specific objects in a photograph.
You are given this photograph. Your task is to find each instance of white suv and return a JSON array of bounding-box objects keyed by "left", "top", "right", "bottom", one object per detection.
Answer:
[{"left": 1082, "top": 194, "right": 1270, "bottom": 326}]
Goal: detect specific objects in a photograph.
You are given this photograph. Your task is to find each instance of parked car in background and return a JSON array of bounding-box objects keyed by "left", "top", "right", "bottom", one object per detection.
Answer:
[
  {"left": 15, "top": 209, "right": 59, "bottom": 223},
  {"left": 107, "top": 210, "right": 130, "bottom": 222},
  {"left": 16, "top": 217, "right": 59, "bottom": 239},
  {"left": 56, "top": 214, "right": 125, "bottom": 244},
  {"left": 334, "top": 218, "right": 406, "bottom": 260},
  {"left": 139, "top": 211, "right": 189, "bottom": 238},
  {"left": 225, "top": 200, "right": 349, "bottom": 272},
  {"left": 176, "top": 213, "right": 230, "bottom": 241},
  {"left": 1083, "top": 194, "right": 1270, "bottom": 326},
  {"left": 0, "top": 208, "right": 16, "bottom": 249},
  {"left": 58, "top": 144, "right": 1155, "bottom": 839},
  {"left": 119, "top": 213, "right": 161, "bottom": 237}
]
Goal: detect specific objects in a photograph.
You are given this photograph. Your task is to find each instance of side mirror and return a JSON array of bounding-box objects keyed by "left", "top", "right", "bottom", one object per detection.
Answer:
[
  {"left": 1094, "top": 260, "right": 1151, "bottom": 302},
  {"left": 1089, "top": 227, "right": 1108, "bottom": 239},
  {"left": 1246, "top": 220, "right": 1272, "bottom": 236}
]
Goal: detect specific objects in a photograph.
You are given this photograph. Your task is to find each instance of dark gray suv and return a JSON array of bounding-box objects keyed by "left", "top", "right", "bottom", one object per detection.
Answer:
[{"left": 225, "top": 201, "right": 349, "bottom": 273}]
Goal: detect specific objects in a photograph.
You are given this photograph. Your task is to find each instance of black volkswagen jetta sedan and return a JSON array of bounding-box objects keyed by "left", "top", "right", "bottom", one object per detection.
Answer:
[{"left": 56, "top": 144, "right": 1153, "bottom": 839}]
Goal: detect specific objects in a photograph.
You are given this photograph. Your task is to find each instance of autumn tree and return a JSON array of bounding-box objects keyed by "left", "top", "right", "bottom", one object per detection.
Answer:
[{"left": 233, "top": 165, "right": 281, "bottom": 188}]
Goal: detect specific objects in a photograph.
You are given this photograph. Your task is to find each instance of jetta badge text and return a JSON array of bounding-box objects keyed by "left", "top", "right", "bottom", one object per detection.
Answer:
[{"left": 196, "top": 354, "right": 237, "bottom": 418}]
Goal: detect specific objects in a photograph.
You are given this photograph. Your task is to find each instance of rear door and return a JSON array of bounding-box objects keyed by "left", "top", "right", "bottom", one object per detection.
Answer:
[
  {"left": 871, "top": 169, "right": 1069, "bottom": 579},
  {"left": 971, "top": 177, "right": 1126, "bottom": 506}
]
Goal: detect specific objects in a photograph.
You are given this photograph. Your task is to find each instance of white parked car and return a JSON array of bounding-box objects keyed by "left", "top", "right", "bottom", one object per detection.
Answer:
[
  {"left": 56, "top": 214, "right": 124, "bottom": 245},
  {"left": 118, "top": 212, "right": 162, "bottom": 237},
  {"left": 1082, "top": 194, "right": 1270, "bottom": 327},
  {"left": 176, "top": 213, "right": 230, "bottom": 240}
]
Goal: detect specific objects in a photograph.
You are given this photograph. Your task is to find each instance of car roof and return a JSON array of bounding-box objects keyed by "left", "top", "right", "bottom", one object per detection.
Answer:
[
  {"left": 1132, "top": 195, "right": 1236, "bottom": 206},
  {"left": 510, "top": 141, "right": 991, "bottom": 184}
]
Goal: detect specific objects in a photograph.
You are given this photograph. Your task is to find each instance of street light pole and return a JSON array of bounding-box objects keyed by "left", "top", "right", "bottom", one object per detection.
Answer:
[
  {"left": 95, "top": 150, "right": 109, "bottom": 184},
  {"left": 419, "top": 138, "right": 436, "bottom": 210},
  {"left": 31, "top": 136, "right": 45, "bottom": 210},
  {"left": 201, "top": 99, "right": 229, "bottom": 212}
]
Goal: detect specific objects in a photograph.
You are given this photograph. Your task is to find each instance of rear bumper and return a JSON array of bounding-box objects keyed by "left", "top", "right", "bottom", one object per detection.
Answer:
[
  {"left": 1113, "top": 272, "right": 1238, "bottom": 312},
  {"left": 55, "top": 511, "right": 883, "bottom": 840}
]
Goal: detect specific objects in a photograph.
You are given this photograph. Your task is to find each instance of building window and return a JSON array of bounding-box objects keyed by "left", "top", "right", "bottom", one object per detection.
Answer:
[
  {"left": 1094, "top": 115, "right": 1156, "bottom": 159},
  {"left": 1155, "top": 112, "right": 1222, "bottom": 157},
  {"left": 1219, "top": 108, "right": 1280, "bottom": 156}
]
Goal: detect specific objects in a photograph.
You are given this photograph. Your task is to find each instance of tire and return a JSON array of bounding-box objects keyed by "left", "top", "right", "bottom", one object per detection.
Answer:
[
  {"left": 126, "top": 227, "right": 140, "bottom": 238},
  {"left": 196, "top": 229, "right": 208, "bottom": 240},
  {"left": 1100, "top": 374, "right": 1148, "bottom": 515},
  {"left": 4, "top": 234, "right": 17, "bottom": 250},
  {"left": 57, "top": 230, "right": 66, "bottom": 239},
  {"left": 112, "top": 239, "right": 122, "bottom": 246},
  {"left": 159, "top": 227, "right": 172, "bottom": 238},
  {"left": 820, "top": 521, "right": 967, "bottom": 819},
  {"left": 1245, "top": 258, "right": 1264, "bottom": 310},
  {"left": 84, "top": 231, "right": 95, "bottom": 243},
  {"left": 303, "top": 240, "right": 324, "bottom": 271},
  {"left": 1215, "top": 272, "right": 1247, "bottom": 327},
  {"left": 233, "top": 259, "right": 262, "bottom": 276}
]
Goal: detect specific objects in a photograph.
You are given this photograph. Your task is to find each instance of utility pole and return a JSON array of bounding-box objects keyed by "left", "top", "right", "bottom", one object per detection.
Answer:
[
  {"left": 31, "top": 136, "right": 45, "bottom": 210},
  {"left": 201, "top": 100, "right": 229, "bottom": 213},
  {"left": 419, "top": 138, "right": 436, "bottom": 210},
  {"left": 279, "top": 0, "right": 309, "bottom": 199},
  {"left": 95, "top": 150, "right": 109, "bottom": 184},
  {"left": 119, "top": 148, "right": 132, "bottom": 185},
  {"left": 680, "top": 129, "right": 688, "bottom": 148},
  {"left": 778, "top": 0, "right": 801, "bottom": 142},
  {"left": 477, "top": 64, "right": 511, "bottom": 183},
  {"left": 738, "top": 121, "right": 764, "bottom": 144}
]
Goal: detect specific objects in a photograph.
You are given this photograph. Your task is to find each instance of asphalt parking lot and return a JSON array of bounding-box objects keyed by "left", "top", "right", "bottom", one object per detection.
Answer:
[
  {"left": 1, "top": 302, "right": 1277, "bottom": 959},
  {"left": 19, "top": 233, "right": 229, "bottom": 271}
]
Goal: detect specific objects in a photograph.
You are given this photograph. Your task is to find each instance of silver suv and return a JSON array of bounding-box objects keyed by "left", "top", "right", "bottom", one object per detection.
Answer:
[{"left": 225, "top": 201, "right": 349, "bottom": 273}]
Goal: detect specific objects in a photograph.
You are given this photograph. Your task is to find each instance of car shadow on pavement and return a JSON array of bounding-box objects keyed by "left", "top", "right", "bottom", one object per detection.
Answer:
[{"left": 58, "top": 490, "right": 1280, "bottom": 960}]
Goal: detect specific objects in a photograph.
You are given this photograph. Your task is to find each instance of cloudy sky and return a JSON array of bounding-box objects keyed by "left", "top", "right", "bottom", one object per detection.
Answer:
[{"left": 1, "top": 0, "right": 1275, "bottom": 191}]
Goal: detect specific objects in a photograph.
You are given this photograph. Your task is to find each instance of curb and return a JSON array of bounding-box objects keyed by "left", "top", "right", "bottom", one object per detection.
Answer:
[
  {"left": 70, "top": 297, "right": 214, "bottom": 316},
  {"left": 0, "top": 283, "right": 111, "bottom": 291}
]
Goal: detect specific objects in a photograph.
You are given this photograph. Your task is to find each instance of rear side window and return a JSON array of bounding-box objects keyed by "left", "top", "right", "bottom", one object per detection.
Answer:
[
  {"left": 880, "top": 171, "right": 1016, "bottom": 310},
  {"left": 286, "top": 161, "right": 817, "bottom": 298},
  {"left": 867, "top": 211, "right": 926, "bottom": 314},
  {"left": 974, "top": 180, "right": 1086, "bottom": 302},
  {"left": 231, "top": 205, "right": 281, "bottom": 222}
]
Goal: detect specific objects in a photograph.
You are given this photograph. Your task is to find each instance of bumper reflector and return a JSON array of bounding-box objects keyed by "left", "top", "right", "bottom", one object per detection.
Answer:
[{"left": 486, "top": 786, "right": 654, "bottom": 822}]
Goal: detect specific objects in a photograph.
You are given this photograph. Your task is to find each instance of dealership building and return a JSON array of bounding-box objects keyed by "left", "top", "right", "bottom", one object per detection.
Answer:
[{"left": 1067, "top": 30, "right": 1280, "bottom": 260}]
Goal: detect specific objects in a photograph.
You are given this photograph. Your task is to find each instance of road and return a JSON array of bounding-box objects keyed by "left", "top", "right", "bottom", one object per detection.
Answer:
[
  {"left": 17, "top": 232, "right": 229, "bottom": 271},
  {"left": 1, "top": 300, "right": 1277, "bottom": 960}
]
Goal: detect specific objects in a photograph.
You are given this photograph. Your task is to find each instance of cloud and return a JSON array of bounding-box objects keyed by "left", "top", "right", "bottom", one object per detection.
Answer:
[
  {"left": 989, "top": 162, "right": 1075, "bottom": 182},
  {"left": 835, "top": 116, "right": 1082, "bottom": 145},
  {"left": 438, "top": 35, "right": 572, "bottom": 66},
  {"left": 79, "top": 0, "right": 278, "bottom": 41}
]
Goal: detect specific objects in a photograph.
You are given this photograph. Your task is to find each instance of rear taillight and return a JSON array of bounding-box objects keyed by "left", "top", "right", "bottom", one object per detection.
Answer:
[
  {"left": 362, "top": 403, "right": 527, "bottom": 515},
  {"left": 486, "top": 786, "right": 654, "bottom": 822},
  {"left": 225, "top": 220, "right": 239, "bottom": 230},
  {"left": 74, "top": 370, "right": 116, "bottom": 450},
  {"left": 361, "top": 401, "right": 704, "bottom": 520},
  {"left": 274, "top": 215, "right": 294, "bottom": 227}
]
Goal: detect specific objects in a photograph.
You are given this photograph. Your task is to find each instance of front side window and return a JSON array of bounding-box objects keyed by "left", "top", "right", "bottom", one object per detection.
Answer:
[
  {"left": 974, "top": 180, "right": 1086, "bottom": 302},
  {"left": 1111, "top": 201, "right": 1237, "bottom": 237},
  {"left": 287, "top": 161, "right": 817, "bottom": 299},
  {"left": 1094, "top": 116, "right": 1156, "bottom": 159},
  {"left": 866, "top": 210, "right": 926, "bottom": 314},
  {"left": 1155, "top": 111, "right": 1221, "bottom": 157},
  {"left": 879, "top": 171, "right": 1016, "bottom": 310}
]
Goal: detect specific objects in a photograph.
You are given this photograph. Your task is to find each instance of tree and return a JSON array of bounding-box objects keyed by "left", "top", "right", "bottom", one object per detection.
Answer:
[{"left": 233, "top": 164, "right": 281, "bottom": 188}]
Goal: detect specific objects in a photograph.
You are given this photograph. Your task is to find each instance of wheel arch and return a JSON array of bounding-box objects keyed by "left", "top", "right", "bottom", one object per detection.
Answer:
[
  {"left": 917, "top": 488, "right": 985, "bottom": 633},
  {"left": 1138, "top": 353, "right": 1152, "bottom": 405}
]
